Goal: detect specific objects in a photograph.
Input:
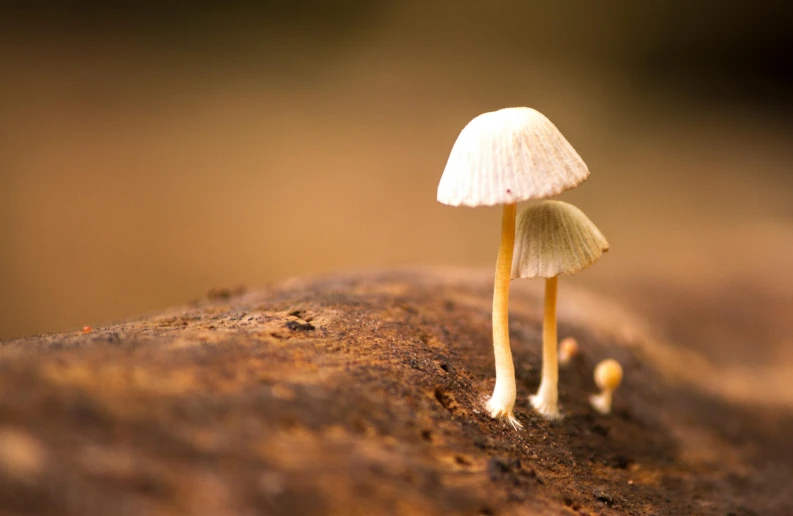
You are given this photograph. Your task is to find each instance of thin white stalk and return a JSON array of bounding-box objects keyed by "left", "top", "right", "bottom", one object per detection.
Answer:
[
  {"left": 530, "top": 276, "right": 561, "bottom": 419},
  {"left": 485, "top": 203, "right": 521, "bottom": 429}
]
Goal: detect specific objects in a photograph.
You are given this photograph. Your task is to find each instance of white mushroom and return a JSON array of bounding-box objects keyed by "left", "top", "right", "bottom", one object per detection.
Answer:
[
  {"left": 437, "top": 108, "right": 589, "bottom": 429},
  {"left": 512, "top": 200, "right": 609, "bottom": 419}
]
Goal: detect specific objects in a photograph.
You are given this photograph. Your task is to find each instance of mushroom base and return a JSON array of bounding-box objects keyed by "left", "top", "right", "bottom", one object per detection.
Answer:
[
  {"left": 530, "top": 385, "right": 561, "bottom": 420},
  {"left": 589, "top": 391, "right": 613, "bottom": 414},
  {"left": 485, "top": 392, "right": 522, "bottom": 429}
]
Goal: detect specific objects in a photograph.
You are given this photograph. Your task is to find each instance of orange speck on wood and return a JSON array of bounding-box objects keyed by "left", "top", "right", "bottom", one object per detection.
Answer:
[{"left": 82, "top": 326, "right": 92, "bottom": 334}]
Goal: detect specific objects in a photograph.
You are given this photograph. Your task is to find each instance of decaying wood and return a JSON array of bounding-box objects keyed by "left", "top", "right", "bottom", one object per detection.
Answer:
[{"left": 0, "top": 269, "right": 791, "bottom": 515}]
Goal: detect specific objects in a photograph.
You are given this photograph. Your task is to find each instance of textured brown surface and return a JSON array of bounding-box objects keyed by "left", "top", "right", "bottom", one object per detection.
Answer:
[{"left": 0, "top": 269, "right": 791, "bottom": 515}]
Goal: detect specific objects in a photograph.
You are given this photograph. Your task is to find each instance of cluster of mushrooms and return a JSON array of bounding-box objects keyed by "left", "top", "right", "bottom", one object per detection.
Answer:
[{"left": 437, "top": 107, "right": 622, "bottom": 428}]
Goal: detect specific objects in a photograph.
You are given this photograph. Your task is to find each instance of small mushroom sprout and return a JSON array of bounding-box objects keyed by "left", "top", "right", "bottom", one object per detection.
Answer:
[
  {"left": 437, "top": 108, "right": 589, "bottom": 428},
  {"left": 558, "top": 337, "right": 579, "bottom": 366},
  {"left": 512, "top": 200, "right": 609, "bottom": 419},
  {"left": 590, "top": 359, "right": 623, "bottom": 414}
]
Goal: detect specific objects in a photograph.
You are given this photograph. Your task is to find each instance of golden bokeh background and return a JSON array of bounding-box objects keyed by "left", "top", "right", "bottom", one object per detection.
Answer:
[{"left": 2, "top": 2, "right": 792, "bottom": 364}]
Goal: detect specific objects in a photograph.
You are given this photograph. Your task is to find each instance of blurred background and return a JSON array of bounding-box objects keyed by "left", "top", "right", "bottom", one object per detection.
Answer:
[{"left": 1, "top": 2, "right": 792, "bottom": 370}]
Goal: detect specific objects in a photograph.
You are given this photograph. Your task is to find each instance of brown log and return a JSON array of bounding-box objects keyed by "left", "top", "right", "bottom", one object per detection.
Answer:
[{"left": 0, "top": 269, "right": 790, "bottom": 515}]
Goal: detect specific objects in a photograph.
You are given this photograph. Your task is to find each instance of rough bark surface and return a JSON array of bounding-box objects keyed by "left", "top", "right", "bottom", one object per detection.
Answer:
[{"left": 0, "top": 269, "right": 791, "bottom": 515}]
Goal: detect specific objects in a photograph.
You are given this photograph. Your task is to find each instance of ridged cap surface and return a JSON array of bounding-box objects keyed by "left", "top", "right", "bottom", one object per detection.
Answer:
[
  {"left": 511, "top": 200, "right": 608, "bottom": 279},
  {"left": 437, "top": 107, "right": 589, "bottom": 207}
]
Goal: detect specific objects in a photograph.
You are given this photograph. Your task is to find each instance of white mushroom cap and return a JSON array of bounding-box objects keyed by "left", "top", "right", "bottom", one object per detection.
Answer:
[
  {"left": 437, "top": 107, "right": 589, "bottom": 207},
  {"left": 512, "top": 200, "right": 609, "bottom": 279}
]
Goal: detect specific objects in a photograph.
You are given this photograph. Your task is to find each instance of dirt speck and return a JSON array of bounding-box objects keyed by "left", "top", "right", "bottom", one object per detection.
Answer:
[{"left": 285, "top": 320, "right": 315, "bottom": 331}]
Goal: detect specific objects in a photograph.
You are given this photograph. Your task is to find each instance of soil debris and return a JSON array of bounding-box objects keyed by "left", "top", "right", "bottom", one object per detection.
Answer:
[{"left": 285, "top": 320, "right": 315, "bottom": 332}]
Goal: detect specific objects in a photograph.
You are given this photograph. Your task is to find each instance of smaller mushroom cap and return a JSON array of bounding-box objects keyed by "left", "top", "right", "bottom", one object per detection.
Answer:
[
  {"left": 559, "top": 337, "right": 579, "bottom": 364},
  {"left": 437, "top": 107, "right": 589, "bottom": 207},
  {"left": 512, "top": 200, "right": 609, "bottom": 279},
  {"left": 594, "top": 359, "right": 623, "bottom": 391}
]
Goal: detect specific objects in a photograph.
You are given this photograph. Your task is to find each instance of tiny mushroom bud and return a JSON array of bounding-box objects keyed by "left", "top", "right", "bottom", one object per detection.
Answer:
[
  {"left": 512, "top": 200, "right": 609, "bottom": 419},
  {"left": 438, "top": 108, "right": 589, "bottom": 430},
  {"left": 590, "top": 359, "right": 623, "bottom": 414},
  {"left": 558, "top": 337, "right": 579, "bottom": 366}
]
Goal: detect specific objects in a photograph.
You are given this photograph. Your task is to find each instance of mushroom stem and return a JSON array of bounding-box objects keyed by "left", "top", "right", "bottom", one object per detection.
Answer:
[
  {"left": 530, "top": 276, "right": 561, "bottom": 419},
  {"left": 485, "top": 203, "right": 521, "bottom": 428},
  {"left": 590, "top": 390, "right": 613, "bottom": 414}
]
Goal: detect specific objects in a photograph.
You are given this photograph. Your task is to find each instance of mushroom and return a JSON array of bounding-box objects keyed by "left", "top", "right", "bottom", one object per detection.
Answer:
[
  {"left": 558, "top": 337, "right": 579, "bottom": 366},
  {"left": 438, "top": 108, "right": 589, "bottom": 428},
  {"left": 512, "top": 200, "right": 609, "bottom": 419},
  {"left": 590, "top": 359, "right": 623, "bottom": 414}
]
